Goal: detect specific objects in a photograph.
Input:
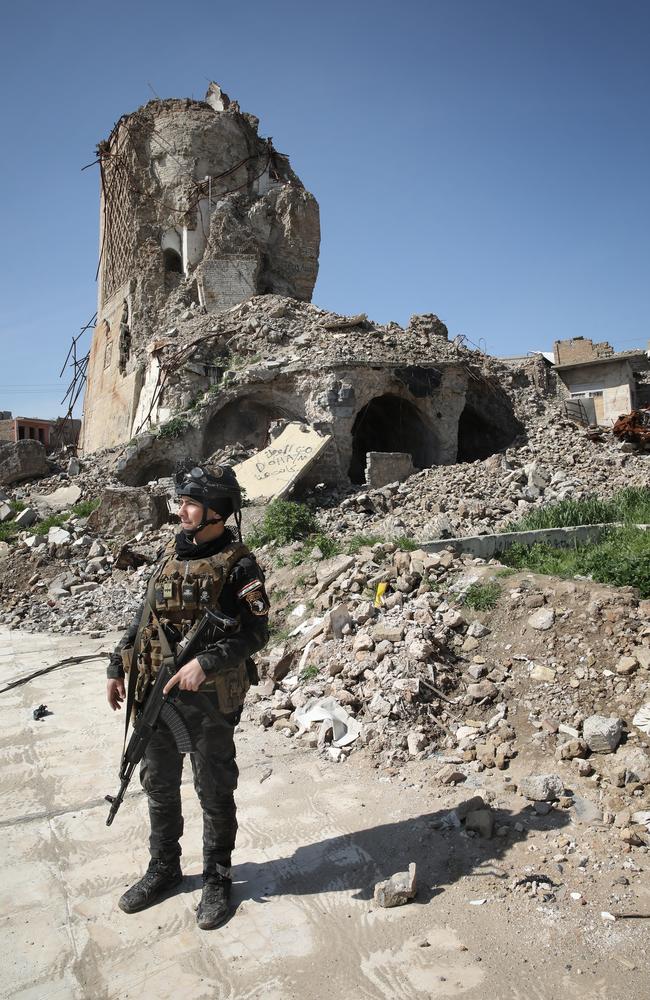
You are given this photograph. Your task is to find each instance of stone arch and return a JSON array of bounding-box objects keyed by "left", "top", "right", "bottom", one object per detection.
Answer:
[
  {"left": 348, "top": 393, "right": 436, "bottom": 484},
  {"left": 202, "top": 395, "right": 301, "bottom": 455},
  {"left": 456, "top": 377, "right": 523, "bottom": 462}
]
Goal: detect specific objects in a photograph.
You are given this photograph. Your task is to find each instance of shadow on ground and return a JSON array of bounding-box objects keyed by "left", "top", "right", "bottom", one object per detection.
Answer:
[{"left": 176, "top": 802, "right": 571, "bottom": 912}]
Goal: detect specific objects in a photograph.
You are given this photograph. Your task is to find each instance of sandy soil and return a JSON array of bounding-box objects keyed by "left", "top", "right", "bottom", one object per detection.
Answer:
[{"left": 1, "top": 627, "right": 649, "bottom": 1000}]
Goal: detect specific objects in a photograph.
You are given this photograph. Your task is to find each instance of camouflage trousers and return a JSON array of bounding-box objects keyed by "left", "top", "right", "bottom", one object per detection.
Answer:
[{"left": 139, "top": 692, "right": 240, "bottom": 876}]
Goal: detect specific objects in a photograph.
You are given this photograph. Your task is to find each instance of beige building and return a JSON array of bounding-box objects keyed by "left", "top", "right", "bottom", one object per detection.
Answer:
[{"left": 553, "top": 337, "right": 648, "bottom": 426}]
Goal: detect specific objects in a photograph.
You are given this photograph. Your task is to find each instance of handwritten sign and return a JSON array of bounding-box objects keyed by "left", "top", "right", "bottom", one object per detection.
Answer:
[{"left": 234, "top": 423, "right": 331, "bottom": 500}]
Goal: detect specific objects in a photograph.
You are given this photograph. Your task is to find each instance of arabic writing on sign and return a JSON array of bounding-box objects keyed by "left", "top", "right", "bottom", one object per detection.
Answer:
[{"left": 254, "top": 443, "right": 315, "bottom": 480}]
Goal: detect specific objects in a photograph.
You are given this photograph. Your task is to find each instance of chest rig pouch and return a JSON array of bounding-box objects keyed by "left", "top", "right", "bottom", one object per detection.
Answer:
[{"left": 136, "top": 540, "right": 251, "bottom": 714}]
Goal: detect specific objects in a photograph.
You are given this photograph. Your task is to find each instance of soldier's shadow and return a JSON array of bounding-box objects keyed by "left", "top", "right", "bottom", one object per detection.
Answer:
[{"left": 222, "top": 801, "right": 571, "bottom": 912}]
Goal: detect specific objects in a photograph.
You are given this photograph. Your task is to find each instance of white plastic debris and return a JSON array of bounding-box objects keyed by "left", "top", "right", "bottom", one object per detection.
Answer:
[
  {"left": 601, "top": 911, "right": 617, "bottom": 923},
  {"left": 294, "top": 696, "right": 362, "bottom": 747},
  {"left": 469, "top": 898, "right": 487, "bottom": 906},
  {"left": 632, "top": 704, "right": 650, "bottom": 734}
]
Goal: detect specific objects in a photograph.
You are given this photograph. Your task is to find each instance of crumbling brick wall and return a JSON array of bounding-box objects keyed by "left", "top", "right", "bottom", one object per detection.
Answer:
[{"left": 553, "top": 337, "right": 614, "bottom": 366}]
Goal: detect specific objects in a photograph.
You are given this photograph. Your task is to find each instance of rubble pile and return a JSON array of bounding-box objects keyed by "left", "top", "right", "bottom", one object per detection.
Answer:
[
  {"left": 322, "top": 416, "right": 648, "bottom": 542},
  {"left": 129, "top": 295, "right": 474, "bottom": 419},
  {"left": 248, "top": 540, "right": 650, "bottom": 851}
]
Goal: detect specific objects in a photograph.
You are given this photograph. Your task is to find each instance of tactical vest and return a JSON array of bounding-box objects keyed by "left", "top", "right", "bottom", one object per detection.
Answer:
[{"left": 133, "top": 539, "right": 252, "bottom": 713}]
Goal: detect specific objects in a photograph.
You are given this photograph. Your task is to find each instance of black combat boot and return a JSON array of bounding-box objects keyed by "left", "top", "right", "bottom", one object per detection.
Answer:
[
  {"left": 118, "top": 859, "right": 183, "bottom": 914},
  {"left": 196, "top": 874, "right": 232, "bottom": 930}
]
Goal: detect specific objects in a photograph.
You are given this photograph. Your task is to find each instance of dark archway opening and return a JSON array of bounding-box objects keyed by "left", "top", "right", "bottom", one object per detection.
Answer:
[
  {"left": 163, "top": 248, "right": 183, "bottom": 273},
  {"left": 348, "top": 394, "right": 434, "bottom": 484},
  {"left": 203, "top": 398, "right": 298, "bottom": 456},
  {"left": 457, "top": 403, "right": 520, "bottom": 462}
]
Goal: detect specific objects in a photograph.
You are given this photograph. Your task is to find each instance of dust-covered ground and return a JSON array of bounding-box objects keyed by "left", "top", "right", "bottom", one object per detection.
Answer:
[{"left": 1, "top": 628, "right": 648, "bottom": 1000}]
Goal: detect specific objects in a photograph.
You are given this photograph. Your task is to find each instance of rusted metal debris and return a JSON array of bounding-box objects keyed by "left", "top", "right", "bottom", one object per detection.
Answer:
[{"left": 612, "top": 408, "right": 650, "bottom": 447}]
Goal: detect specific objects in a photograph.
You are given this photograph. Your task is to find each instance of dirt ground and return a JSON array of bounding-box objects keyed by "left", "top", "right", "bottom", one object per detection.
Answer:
[{"left": 1, "top": 627, "right": 649, "bottom": 1000}]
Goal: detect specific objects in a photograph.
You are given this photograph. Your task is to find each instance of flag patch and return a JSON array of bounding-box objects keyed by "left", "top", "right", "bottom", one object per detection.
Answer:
[{"left": 237, "top": 579, "right": 263, "bottom": 599}]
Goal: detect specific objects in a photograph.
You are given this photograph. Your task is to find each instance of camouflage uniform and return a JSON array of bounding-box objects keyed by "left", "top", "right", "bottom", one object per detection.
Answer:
[{"left": 107, "top": 527, "right": 269, "bottom": 877}]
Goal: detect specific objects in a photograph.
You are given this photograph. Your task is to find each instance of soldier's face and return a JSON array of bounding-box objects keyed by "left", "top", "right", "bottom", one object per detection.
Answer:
[
  {"left": 177, "top": 497, "right": 203, "bottom": 531},
  {"left": 177, "top": 497, "right": 223, "bottom": 533}
]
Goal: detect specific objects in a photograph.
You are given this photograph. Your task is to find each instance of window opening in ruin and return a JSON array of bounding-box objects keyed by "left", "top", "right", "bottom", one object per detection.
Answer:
[
  {"left": 38, "top": 428, "right": 44, "bottom": 443},
  {"left": 348, "top": 394, "right": 434, "bottom": 484},
  {"left": 18, "top": 426, "right": 25, "bottom": 440},
  {"left": 118, "top": 302, "right": 131, "bottom": 376},
  {"left": 163, "top": 248, "right": 183, "bottom": 274},
  {"left": 28, "top": 427, "right": 35, "bottom": 439}
]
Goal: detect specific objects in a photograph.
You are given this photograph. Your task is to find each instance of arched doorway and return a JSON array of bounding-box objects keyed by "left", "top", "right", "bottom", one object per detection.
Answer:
[
  {"left": 203, "top": 398, "right": 299, "bottom": 455},
  {"left": 348, "top": 394, "right": 434, "bottom": 484}
]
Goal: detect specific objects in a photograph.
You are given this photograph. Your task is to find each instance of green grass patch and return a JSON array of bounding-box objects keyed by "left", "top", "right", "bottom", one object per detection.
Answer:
[
  {"left": 157, "top": 416, "right": 191, "bottom": 440},
  {"left": 394, "top": 535, "right": 420, "bottom": 552},
  {"left": 463, "top": 581, "right": 502, "bottom": 611},
  {"left": 510, "top": 487, "right": 650, "bottom": 532},
  {"left": 0, "top": 521, "right": 20, "bottom": 542},
  {"left": 346, "top": 534, "right": 384, "bottom": 554},
  {"left": 247, "top": 500, "right": 318, "bottom": 547},
  {"left": 289, "top": 532, "right": 341, "bottom": 567},
  {"left": 502, "top": 525, "right": 650, "bottom": 597},
  {"left": 300, "top": 664, "right": 319, "bottom": 681}
]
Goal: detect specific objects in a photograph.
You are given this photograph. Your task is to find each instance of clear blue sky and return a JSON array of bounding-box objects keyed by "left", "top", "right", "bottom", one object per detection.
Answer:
[{"left": 1, "top": 0, "right": 648, "bottom": 418}]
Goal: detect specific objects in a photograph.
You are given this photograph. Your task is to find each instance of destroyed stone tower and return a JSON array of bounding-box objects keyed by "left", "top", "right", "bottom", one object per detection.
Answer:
[{"left": 81, "top": 83, "right": 320, "bottom": 452}]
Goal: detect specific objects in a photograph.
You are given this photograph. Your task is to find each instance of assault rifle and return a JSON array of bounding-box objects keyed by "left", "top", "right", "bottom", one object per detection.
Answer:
[{"left": 105, "top": 607, "right": 239, "bottom": 826}]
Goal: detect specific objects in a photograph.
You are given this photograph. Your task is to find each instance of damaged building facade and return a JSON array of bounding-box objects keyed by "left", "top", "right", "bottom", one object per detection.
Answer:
[{"left": 81, "top": 84, "right": 525, "bottom": 489}]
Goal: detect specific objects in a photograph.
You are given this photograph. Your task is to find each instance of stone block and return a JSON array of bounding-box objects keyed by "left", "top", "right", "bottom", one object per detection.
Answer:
[
  {"left": 583, "top": 715, "right": 623, "bottom": 754},
  {"left": 0, "top": 501, "right": 12, "bottom": 523},
  {"left": 519, "top": 773, "right": 564, "bottom": 801},
  {"left": 48, "top": 527, "right": 71, "bottom": 546},
  {"left": 86, "top": 487, "right": 171, "bottom": 538},
  {"left": 15, "top": 507, "right": 38, "bottom": 528},
  {"left": 365, "top": 452, "right": 415, "bottom": 489},
  {"left": 315, "top": 554, "right": 355, "bottom": 588},
  {"left": 0, "top": 440, "right": 48, "bottom": 485},
  {"left": 32, "top": 484, "right": 82, "bottom": 514},
  {"left": 467, "top": 680, "right": 498, "bottom": 701}
]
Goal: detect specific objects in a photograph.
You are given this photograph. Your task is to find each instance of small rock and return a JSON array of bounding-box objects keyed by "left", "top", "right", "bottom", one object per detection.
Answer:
[
  {"left": 374, "top": 863, "right": 417, "bottom": 907},
  {"left": 527, "top": 608, "right": 555, "bottom": 631},
  {"left": 519, "top": 773, "right": 564, "bottom": 802},
  {"left": 465, "top": 808, "right": 494, "bottom": 838}
]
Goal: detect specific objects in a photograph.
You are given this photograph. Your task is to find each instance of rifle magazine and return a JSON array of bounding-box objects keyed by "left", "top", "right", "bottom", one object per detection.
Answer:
[{"left": 159, "top": 701, "right": 193, "bottom": 753}]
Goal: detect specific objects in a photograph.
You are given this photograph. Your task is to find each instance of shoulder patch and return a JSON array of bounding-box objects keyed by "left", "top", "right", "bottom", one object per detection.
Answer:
[
  {"left": 244, "top": 591, "right": 269, "bottom": 616},
  {"left": 237, "top": 578, "right": 264, "bottom": 599}
]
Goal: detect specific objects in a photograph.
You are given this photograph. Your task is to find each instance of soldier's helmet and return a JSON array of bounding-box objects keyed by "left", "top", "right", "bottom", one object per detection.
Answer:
[{"left": 174, "top": 465, "right": 242, "bottom": 520}]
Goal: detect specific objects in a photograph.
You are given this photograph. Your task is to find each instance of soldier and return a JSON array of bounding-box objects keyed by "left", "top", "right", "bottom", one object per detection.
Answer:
[{"left": 106, "top": 465, "right": 269, "bottom": 929}]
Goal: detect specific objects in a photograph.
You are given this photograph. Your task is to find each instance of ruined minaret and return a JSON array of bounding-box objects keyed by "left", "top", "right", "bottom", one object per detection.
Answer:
[{"left": 81, "top": 83, "right": 320, "bottom": 452}]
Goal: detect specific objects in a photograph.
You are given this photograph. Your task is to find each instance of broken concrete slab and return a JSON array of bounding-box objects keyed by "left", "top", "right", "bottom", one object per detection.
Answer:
[
  {"left": 86, "top": 487, "right": 171, "bottom": 538},
  {"left": 233, "top": 423, "right": 331, "bottom": 501},
  {"left": 0, "top": 440, "right": 48, "bottom": 485},
  {"left": 32, "top": 483, "right": 82, "bottom": 514}
]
